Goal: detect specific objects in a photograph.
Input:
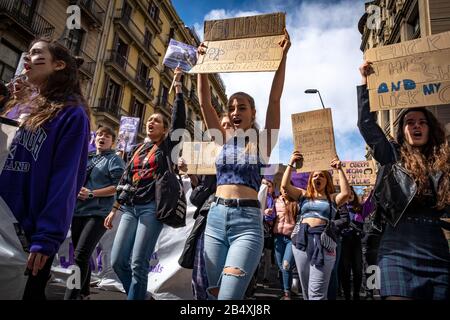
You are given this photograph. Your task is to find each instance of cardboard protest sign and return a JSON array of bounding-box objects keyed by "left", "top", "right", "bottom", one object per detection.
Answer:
[
  {"left": 163, "top": 39, "right": 198, "bottom": 72},
  {"left": 365, "top": 31, "right": 450, "bottom": 111},
  {"left": 190, "top": 12, "right": 286, "bottom": 74},
  {"left": 116, "top": 116, "right": 140, "bottom": 153},
  {"left": 181, "top": 142, "right": 221, "bottom": 175},
  {"left": 291, "top": 108, "right": 336, "bottom": 173},
  {"left": 332, "top": 160, "right": 376, "bottom": 186}
]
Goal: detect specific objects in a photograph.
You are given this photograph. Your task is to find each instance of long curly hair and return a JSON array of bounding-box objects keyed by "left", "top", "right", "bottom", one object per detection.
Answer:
[
  {"left": 396, "top": 108, "right": 450, "bottom": 210},
  {"left": 3, "top": 38, "right": 89, "bottom": 130}
]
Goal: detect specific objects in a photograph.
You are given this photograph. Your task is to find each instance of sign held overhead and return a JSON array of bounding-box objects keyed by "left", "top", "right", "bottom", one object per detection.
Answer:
[{"left": 190, "top": 12, "right": 286, "bottom": 74}]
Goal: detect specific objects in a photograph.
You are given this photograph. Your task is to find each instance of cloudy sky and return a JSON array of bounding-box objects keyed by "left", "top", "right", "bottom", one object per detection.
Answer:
[{"left": 172, "top": 0, "right": 368, "bottom": 165}]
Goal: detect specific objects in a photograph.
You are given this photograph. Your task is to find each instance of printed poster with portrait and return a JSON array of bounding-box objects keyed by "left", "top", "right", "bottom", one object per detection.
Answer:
[{"left": 116, "top": 116, "right": 140, "bottom": 153}]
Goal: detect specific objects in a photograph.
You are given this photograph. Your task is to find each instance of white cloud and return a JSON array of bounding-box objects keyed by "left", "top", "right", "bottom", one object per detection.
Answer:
[{"left": 196, "top": 0, "right": 368, "bottom": 164}]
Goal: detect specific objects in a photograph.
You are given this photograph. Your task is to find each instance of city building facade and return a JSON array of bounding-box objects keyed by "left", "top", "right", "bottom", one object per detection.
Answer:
[{"left": 0, "top": 0, "right": 228, "bottom": 142}]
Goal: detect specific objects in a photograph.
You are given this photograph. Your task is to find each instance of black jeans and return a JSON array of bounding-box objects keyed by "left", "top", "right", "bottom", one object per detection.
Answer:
[
  {"left": 340, "top": 232, "right": 363, "bottom": 300},
  {"left": 64, "top": 216, "right": 107, "bottom": 300},
  {"left": 23, "top": 254, "right": 55, "bottom": 300}
]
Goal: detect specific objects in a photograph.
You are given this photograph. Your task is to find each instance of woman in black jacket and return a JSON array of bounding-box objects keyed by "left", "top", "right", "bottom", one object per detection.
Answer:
[
  {"left": 358, "top": 61, "right": 449, "bottom": 300},
  {"left": 105, "top": 67, "right": 186, "bottom": 300}
]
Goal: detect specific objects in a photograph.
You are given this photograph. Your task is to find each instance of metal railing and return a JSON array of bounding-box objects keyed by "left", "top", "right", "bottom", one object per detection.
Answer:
[
  {"left": 78, "top": 0, "right": 105, "bottom": 26},
  {"left": 95, "top": 98, "right": 121, "bottom": 118},
  {"left": 0, "top": 0, "right": 55, "bottom": 37},
  {"left": 78, "top": 49, "right": 96, "bottom": 77},
  {"left": 107, "top": 50, "right": 136, "bottom": 77}
]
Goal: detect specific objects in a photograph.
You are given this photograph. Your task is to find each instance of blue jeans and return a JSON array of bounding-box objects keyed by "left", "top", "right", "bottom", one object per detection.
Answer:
[
  {"left": 204, "top": 202, "right": 263, "bottom": 300},
  {"left": 111, "top": 202, "right": 163, "bottom": 300},
  {"left": 327, "top": 238, "right": 342, "bottom": 300},
  {"left": 273, "top": 234, "right": 294, "bottom": 293}
]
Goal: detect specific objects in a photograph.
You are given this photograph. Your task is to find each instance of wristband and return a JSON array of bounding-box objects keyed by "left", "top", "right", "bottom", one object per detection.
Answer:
[{"left": 288, "top": 163, "right": 295, "bottom": 169}]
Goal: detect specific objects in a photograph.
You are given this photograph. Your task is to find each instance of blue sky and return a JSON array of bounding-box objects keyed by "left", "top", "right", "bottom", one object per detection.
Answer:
[{"left": 172, "top": 0, "right": 369, "bottom": 165}]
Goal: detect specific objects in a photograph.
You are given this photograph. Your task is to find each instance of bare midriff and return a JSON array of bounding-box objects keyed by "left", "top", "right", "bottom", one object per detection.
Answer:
[
  {"left": 302, "top": 217, "right": 328, "bottom": 228},
  {"left": 215, "top": 184, "right": 258, "bottom": 200}
]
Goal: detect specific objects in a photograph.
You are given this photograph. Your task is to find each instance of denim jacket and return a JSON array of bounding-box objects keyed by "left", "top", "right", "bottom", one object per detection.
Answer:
[{"left": 357, "top": 85, "right": 444, "bottom": 227}]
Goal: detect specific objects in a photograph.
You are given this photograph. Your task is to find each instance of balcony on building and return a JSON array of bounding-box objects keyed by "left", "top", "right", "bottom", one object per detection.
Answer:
[
  {"left": 113, "top": 9, "right": 160, "bottom": 66},
  {"left": 77, "top": 49, "right": 96, "bottom": 78},
  {"left": 156, "top": 95, "right": 173, "bottom": 119},
  {"left": 160, "top": 66, "right": 174, "bottom": 84},
  {"left": 94, "top": 97, "right": 122, "bottom": 120},
  {"left": 105, "top": 50, "right": 154, "bottom": 101},
  {"left": 0, "top": 0, "right": 55, "bottom": 39},
  {"left": 69, "top": 0, "right": 105, "bottom": 29}
]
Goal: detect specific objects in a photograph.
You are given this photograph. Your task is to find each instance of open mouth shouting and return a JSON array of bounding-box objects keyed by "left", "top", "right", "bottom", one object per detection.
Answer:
[
  {"left": 412, "top": 130, "right": 423, "bottom": 139},
  {"left": 232, "top": 117, "right": 242, "bottom": 127}
]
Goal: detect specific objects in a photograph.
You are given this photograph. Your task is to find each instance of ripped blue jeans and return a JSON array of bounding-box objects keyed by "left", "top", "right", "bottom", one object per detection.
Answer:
[{"left": 204, "top": 202, "right": 263, "bottom": 300}]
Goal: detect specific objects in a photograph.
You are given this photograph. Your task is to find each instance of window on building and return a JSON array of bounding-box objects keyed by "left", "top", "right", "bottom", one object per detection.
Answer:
[
  {"left": 65, "top": 29, "right": 85, "bottom": 55},
  {"left": 137, "top": 59, "right": 149, "bottom": 87},
  {"left": 167, "top": 27, "right": 175, "bottom": 45},
  {"left": 148, "top": 2, "right": 159, "bottom": 21},
  {"left": 144, "top": 28, "right": 153, "bottom": 49},
  {"left": 104, "top": 79, "right": 122, "bottom": 114},
  {"left": 11, "top": 0, "right": 37, "bottom": 22},
  {"left": 407, "top": 5, "right": 420, "bottom": 40},
  {"left": 114, "top": 38, "right": 129, "bottom": 68},
  {"left": 160, "top": 84, "right": 168, "bottom": 107},
  {"left": 130, "top": 98, "right": 145, "bottom": 132},
  {"left": 122, "top": 1, "right": 132, "bottom": 23}
]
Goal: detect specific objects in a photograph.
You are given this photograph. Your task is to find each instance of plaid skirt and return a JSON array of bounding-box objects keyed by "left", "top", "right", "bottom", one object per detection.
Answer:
[{"left": 378, "top": 216, "right": 450, "bottom": 300}]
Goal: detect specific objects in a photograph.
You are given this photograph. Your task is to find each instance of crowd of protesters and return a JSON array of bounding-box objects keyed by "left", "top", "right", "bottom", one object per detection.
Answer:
[{"left": 0, "top": 31, "right": 448, "bottom": 302}]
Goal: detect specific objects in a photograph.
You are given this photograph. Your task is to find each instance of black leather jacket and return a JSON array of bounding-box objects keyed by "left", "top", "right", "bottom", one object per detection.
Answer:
[{"left": 357, "top": 85, "right": 445, "bottom": 227}]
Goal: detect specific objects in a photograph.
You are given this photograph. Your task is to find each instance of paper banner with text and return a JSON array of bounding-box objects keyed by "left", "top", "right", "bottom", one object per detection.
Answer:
[
  {"left": 163, "top": 39, "right": 198, "bottom": 72},
  {"left": 365, "top": 31, "right": 450, "bottom": 111},
  {"left": 181, "top": 142, "right": 221, "bottom": 175},
  {"left": 189, "top": 12, "right": 286, "bottom": 74},
  {"left": 332, "top": 161, "right": 376, "bottom": 186},
  {"left": 291, "top": 108, "right": 336, "bottom": 173}
]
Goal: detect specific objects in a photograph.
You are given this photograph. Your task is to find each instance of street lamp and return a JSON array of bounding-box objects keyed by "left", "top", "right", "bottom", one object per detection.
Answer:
[{"left": 305, "top": 89, "right": 325, "bottom": 109}]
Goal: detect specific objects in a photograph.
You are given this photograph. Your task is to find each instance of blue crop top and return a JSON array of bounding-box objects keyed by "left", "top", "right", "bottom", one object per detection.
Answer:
[
  {"left": 300, "top": 198, "right": 331, "bottom": 221},
  {"left": 216, "top": 136, "right": 265, "bottom": 192}
]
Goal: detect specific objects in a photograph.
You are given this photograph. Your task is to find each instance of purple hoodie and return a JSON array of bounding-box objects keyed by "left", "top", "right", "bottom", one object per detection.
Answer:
[{"left": 0, "top": 104, "right": 89, "bottom": 256}]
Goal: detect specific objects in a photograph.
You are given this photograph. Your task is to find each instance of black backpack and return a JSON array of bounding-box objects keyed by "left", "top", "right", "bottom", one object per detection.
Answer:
[{"left": 155, "top": 155, "right": 187, "bottom": 228}]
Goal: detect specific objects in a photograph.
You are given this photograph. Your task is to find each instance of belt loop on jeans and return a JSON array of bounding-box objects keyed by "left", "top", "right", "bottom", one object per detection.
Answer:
[{"left": 236, "top": 198, "right": 240, "bottom": 207}]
